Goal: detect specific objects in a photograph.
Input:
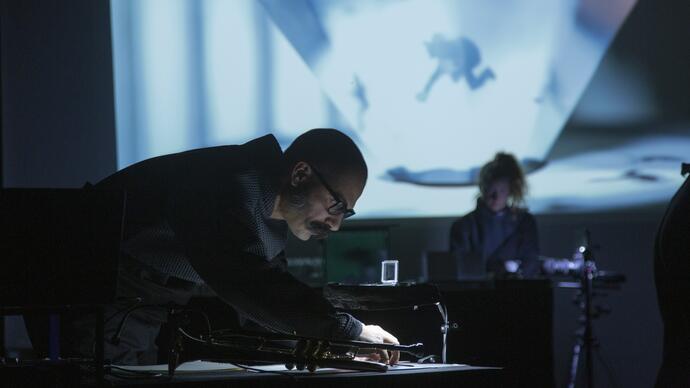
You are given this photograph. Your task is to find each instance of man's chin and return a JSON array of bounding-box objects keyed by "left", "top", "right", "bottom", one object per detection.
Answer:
[
  {"left": 296, "top": 232, "right": 311, "bottom": 241},
  {"left": 288, "top": 225, "right": 329, "bottom": 241},
  {"left": 292, "top": 231, "right": 328, "bottom": 241},
  {"left": 288, "top": 228, "right": 311, "bottom": 241},
  {"left": 310, "top": 232, "right": 329, "bottom": 240}
]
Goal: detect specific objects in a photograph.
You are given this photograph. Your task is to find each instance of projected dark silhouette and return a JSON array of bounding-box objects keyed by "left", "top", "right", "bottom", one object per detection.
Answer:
[
  {"left": 417, "top": 34, "right": 495, "bottom": 101},
  {"left": 386, "top": 158, "right": 545, "bottom": 187},
  {"left": 386, "top": 166, "right": 481, "bottom": 187},
  {"left": 535, "top": 71, "right": 567, "bottom": 113},
  {"left": 589, "top": 155, "right": 686, "bottom": 183},
  {"left": 352, "top": 75, "right": 369, "bottom": 130}
]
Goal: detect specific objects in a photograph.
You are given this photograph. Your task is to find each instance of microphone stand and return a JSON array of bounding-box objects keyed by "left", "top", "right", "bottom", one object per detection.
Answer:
[
  {"left": 541, "top": 232, "right": 623, "bottom": 388},
  {"left": 567, "top": 231, "right": 597, "bottom": 388}
]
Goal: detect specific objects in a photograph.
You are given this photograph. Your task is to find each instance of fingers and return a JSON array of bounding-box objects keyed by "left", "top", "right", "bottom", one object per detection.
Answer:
[
  {"left": 390, "top": 350, "right": 400, "bottom": 365},
  {"left": 378, "top": 348, "right": 390, "bottom": 364},
  {"left": 357, "top": 348, "right": 392, "bottom": 364},
  {"left": 379, "top": 330, "right": 399, "bottom": 365},
  {"left": 355, "top": 354, "right": 380, "bottom": 362},
  {"left": 357, "top": 349, "right": 397, "bottom": 365},
  {"left": 359, "top": 350, "right": 389, "bottom": 364},
  {"left": 358, "top": 324, "right": 400, "bottom": 365}
]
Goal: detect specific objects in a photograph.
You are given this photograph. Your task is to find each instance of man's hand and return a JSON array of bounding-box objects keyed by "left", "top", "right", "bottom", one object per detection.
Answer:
[{"left": 356, "top": 324, "right": 400, "bottom": 365}]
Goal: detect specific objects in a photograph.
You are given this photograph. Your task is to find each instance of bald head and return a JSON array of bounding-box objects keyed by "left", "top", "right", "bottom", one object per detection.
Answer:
[{"left": 284, "top": 128, "right": 368, "bottom": 187}]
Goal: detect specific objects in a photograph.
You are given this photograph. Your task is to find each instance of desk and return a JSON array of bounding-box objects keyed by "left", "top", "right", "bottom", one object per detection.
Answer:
[
  {"left": 105, "top": 364, "right": 502, "bottom": 387},
  {"left": 0, "top": 362, "right": 502, "bottom": 387}
]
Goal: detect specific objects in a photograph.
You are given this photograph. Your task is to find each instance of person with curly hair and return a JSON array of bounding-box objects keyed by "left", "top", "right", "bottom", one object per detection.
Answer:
[{"left": 449, "top": 152, "right": 539, "bottom": 278}]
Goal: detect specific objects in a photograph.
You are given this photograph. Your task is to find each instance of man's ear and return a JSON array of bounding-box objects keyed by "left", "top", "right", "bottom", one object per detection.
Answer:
[{"left": 290, "top": 161, "right": 312, "bottom": 187}]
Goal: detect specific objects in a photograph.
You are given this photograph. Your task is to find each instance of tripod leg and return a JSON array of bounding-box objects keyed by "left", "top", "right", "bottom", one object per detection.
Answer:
[
  {"left": 586, "top": 327, "right": 594, "bottom": 388},
  {"left": 567, "top": 336, "right": 582, "bottom": 388}
]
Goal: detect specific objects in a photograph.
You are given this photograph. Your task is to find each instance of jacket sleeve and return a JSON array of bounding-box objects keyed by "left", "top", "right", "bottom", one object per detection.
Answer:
[
  {"left": 167, "top": 188, "right": 362, "bottom": 341},
  {"left": 449, "top": 216, "right": 483, "bottom": 277},
  {"left": 449, "top": 218, "right": 471, "bottom": 257}
]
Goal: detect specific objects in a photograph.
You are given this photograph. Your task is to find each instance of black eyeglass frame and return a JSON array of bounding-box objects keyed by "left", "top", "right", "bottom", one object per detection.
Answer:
[{"left": 310, "top": 167, "right": 356, "bottom": 219}]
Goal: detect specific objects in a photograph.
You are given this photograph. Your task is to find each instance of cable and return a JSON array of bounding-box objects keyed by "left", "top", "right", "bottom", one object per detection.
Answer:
[
  {"left": 110, "top": 305, "right": 212, "bottom": 347},
  {"left": 109, "top": 304, "right": 161, "bottom": 346},
  {"left": 229, "top": 362, "right": 298, "bottom": 379},
  {"left": 80, "top": 362, "right": 165, "bottom": 380},
  {"left": 417, "top": 354, "right": 438, "bottom": 364},
  {"left": 178, "top": 308, "right": 212, "bottom": 338},
  {"left": 104, "top": 297, "right": 143, "bottom": 325},
  {"left": 171, "top": 309, "right": 214, "bottom": 346},
  {"left": 178, "top": 327, "right": 207, "bottom": 344},
  {"left": 91, "top": 302, "right": 160, "bottom": 357}
]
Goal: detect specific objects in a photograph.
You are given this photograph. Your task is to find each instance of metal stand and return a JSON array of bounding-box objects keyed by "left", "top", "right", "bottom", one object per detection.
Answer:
[
  {"left": 167, "top": 307, "right": 187, "bottom": 378},
  {"left": 567, "top": 231, "right": 609, "bottom": 388},
  {"left": 567, "top": 257, "right": 597, "bottom": 388},
  {"left": 545, "top": 231, "right": 624, "bottom": 388}
]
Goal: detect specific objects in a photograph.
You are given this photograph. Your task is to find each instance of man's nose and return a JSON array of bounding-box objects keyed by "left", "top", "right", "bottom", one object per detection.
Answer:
[{"left": 325, "top": 215, "right": 343, "bottom": 231}]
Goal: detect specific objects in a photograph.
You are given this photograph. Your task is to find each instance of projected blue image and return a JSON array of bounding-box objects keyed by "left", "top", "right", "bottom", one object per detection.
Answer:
[{"left": 111, "top": 0, "right": 687, "bottom": 218}]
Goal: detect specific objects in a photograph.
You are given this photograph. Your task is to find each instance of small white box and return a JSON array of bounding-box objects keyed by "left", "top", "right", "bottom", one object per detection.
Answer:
[{"left": 381, "top": 260, "right": 399, "bottom": 285}]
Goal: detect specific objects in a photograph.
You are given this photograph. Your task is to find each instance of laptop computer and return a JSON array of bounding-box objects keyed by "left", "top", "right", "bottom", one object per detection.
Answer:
[{"left": 425, "top": 251, "right": 487, "bottom": 282}]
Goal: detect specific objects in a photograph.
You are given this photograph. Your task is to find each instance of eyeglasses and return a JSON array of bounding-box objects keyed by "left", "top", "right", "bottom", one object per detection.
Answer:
[{"left": 311, "top": 167, "right": 356, "bottom": 219}]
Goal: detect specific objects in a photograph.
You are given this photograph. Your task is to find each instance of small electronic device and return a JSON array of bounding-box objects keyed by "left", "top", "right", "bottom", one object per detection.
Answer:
[{"left": 380, "top": 260, "right": 399, "bottom": 285}]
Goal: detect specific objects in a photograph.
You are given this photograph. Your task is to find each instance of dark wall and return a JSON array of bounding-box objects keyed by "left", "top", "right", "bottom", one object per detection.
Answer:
[
  {"left": 1, "top": 0, "right": 117, "bottom": 187},
  {"left": 1, "top": 0, "right": 117, "bottom": 357}
]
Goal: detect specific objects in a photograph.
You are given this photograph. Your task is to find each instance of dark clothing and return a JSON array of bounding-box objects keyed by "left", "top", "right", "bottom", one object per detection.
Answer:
[
  {"left": 66, "top": 255, "right": 204, "bottom": 365},
  {"left": 449, "top": 200, "right": 539, "bottom": 278},
  {"left": 654, "top": 168, "right": 690, "bottom": 387},
  {"left": 25, "top": 254, "right": 206, "bottom": 365},
  {"left": 83, "top": 135, "right": 361, "bottom": 364}
]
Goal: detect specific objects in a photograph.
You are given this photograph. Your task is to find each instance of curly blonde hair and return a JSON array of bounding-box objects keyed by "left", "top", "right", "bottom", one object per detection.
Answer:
[{"left": 478, "top": 152, "right": 527, "bottom": 208}]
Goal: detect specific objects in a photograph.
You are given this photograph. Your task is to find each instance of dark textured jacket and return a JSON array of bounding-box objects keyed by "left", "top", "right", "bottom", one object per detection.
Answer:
[
  {"left": 95, "top": 135, "right": 362, "bottom": 340},
  {"left": 449, "top": 200, "right": 539, "bottom": 277}
]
